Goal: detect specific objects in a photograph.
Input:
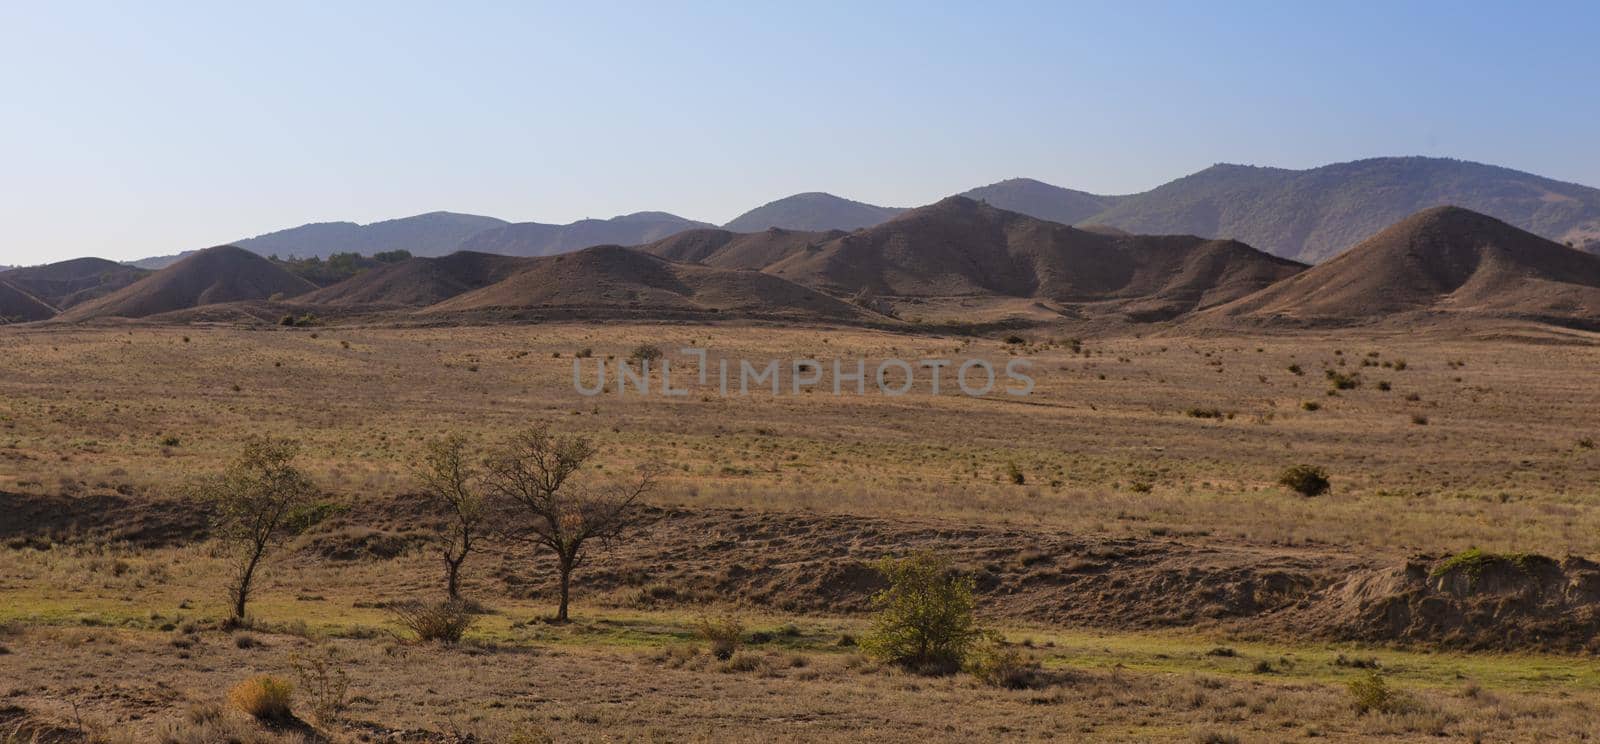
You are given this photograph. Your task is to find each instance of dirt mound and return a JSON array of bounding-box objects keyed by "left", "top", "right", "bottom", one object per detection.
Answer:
[
  {"left": 1293, "top": 552, "right": 1600, "bottom": 651},
  {"left": 300, "top": 251, "right": 534, "bottom": 307},
  {"left": 57, "top": 246, "right": 317, "bottom": 321},
  {"left": 0, "top": 491, "right": 208, "bottom": 548},
  {"left": 424, "top": 245, "right": 874, "bottom": 320},
  {"left": 0, "top": 279, "right": 57, "bottom": 322},
  {"left": 757, "top": 197, "right": 1304, "bottom": 314},
  {"left": 0, "top": 257, "right": 147, "bottom": 309},
  {"left": 1208, "top": 206, "right": 1600, "bottom": 327}
]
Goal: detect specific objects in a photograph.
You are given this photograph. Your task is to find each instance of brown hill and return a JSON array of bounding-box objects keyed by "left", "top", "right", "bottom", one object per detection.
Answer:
[
  {"left": 1211, "top": 206, "right": 1600, "bottom": 326},
  {"left": 753, "top": 197, "right": 1304, "bottom": 314},
  {"left": 638, "top": 227, "right": 841, "bottom": 269},
  {"left": 425, "top": 245, "right": 870, "bottom": 320},
  {"left": 300, "top": 251, "right": 533, "bottom": 307},
  {"left": 0, "top": 257, "right": 147, "bottom": 309},
  {"left": 59, "top": 246, "right": 318, "bottom": 321},
  {"left": 0, "top": 280, "right": 57, "bottom": 323}
]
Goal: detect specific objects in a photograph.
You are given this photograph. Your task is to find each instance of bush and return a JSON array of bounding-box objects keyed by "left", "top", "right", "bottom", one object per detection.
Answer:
[
  {"left": 389, "top": 598, "right": 476, "bottom": 643},
  {"left": 227, "top": 675, "right": 293, "bottom": 721},
  {"left": 861, "top": 551, "right": 979, "bottom": 673},
  {"left": 1185, "top": 407, "right": 1224, "bottom": 419},
  {"left": 1300, "top": 401, "right": 1321, "bottom": 412},
  {"left": 1348, "top": 671, "right": 1409, "bottom": 714},
  {"left": 965, "top": 632, "right": 1043, "bottom": 689},
  {"left": 695, "top": 610, "right": 744, "bottom": 660},
  {"left": 1277, "top": 464, "right": 1330, "bottom": 497},
  {"left": 628, "top": 344, "right": 663, "bottom": 363},
  {"left": 291, "top": 647, "right": 351, "bottom": 724},
  {"left": 1003, "top": 334, "right": 1026, "bottom": 345},
  {"left": 1005, "top": 462, "right": 1025, "bottom": 485}
]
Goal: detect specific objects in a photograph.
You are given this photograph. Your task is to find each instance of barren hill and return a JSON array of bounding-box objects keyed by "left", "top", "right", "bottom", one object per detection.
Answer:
[
  {"left": 300, "top": 251, "right": 533, "bottom": 307},
  {"left": 1211, "top": 206, "right": 1600, "bottom": 325},
  {"left": 59, "top": 246, "right": 318, "bottom": 321},
  {"left": 638, "top": 227, "right": 840, "bottom": 269},
  {"left": 233, "top": 211, "right": 508, "bottom": 260},
  {"left": 425, "top": 245, "right": 870, "bottom": 319},
  {"left": 754, "top": 197, "right": 1303, "bottom": 314},
  {"left": 0, "top": 257, "right": 147, "bottom": 309},
  {"left": 1089, "top": 157, "right": 1600, "bottom": 263},
  {"left": 724, "top": 193, "right": 904, "bottom": 233},
  {"left": 458, "top": 213, "right": 713, "bottom": 258},
  {"left": 0, "top": 280, "right": 56, "bottom": 323},
  {"left": 960, "top": 177, "right": 1123, "bottom": 225}
]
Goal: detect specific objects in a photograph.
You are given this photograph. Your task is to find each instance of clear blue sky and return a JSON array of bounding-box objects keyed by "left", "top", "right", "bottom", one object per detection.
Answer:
[{"left": 3, "top": 1, "right": 1596, "bottom": 263}]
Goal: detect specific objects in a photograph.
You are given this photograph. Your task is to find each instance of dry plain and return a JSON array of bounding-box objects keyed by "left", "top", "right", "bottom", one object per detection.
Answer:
[{"left": 3, "top": 319, "right": 1600, "bottom": 741}]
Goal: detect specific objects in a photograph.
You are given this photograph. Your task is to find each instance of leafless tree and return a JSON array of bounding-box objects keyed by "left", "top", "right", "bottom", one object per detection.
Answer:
[
  {"left": 483, "top": 425, "right": 657, "bottom": 622},
  {"left": 196, "top": 436, "right": 317, "bottom": 623},
  {"left": 413, "top": 434, "right": 486, "bottom": 600}
]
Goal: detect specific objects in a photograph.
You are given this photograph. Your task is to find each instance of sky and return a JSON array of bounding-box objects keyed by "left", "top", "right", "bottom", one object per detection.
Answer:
[{"left": 2, "top": 1, "right": 1597, "bottom": 264}]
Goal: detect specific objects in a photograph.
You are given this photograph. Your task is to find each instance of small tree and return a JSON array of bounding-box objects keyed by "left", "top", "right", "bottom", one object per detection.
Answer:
[
  {"left": 413, "top": 434, "right": 485, "bottom": 599},
  {"left": 861, "top": 551, "right": 980, "bottom": 673},
  {"left": 484, "top": 425, "right": 657, "bottom": 622},
  {"left": 197, "top": 436, "right": 317, "bottom": 623}
]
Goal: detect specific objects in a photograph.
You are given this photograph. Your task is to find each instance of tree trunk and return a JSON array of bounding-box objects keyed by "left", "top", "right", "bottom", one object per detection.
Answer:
[
  {"left": 233, "top": 550, "right": 263, "bottom": 622},
  {"left": 556, "top": 557, "right": 573, "bottom": 622},
  {"left": 445, "top": 553, "right": 463, "bottom": 600}
]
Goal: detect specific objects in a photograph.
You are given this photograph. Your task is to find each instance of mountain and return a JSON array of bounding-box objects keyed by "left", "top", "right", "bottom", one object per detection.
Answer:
[
  {"left": 0, "top": 257, "right": 148, "bottom": 309},
  {"left": 0, "top": 280, "right": 57, "bottom": 323},
  {"left": 59, "top": 245, "right": 318, "bottom": 321},
  {"left": 1211, "top": 206, "right": 1600, "bottom": 325},
  {"left": 234, "top": 211, "right": 508, "bottom": 260},
  {"left": 724, "top": 193, "right": 904, "bottom": 232},
  {"left": 726, "top": 197, "right": 1304, "bottom": 315},
  {"left": 457, "top": 212, "right": 713, "bottom": 257},
  {"left": 298, "top": 251, "right": 533, "bottom": 307},
  {"left": 638, "top": 227, "right": 841, "bottom": 269},
  {"left": 425, "top": 244, "right": 870, "bottom": 320},
  {"left": 960, "top": 178, "right": 1123, "bottom": 225},
  {"left": 1088, "top": 157, "right": 1600, "bottom": 263}
]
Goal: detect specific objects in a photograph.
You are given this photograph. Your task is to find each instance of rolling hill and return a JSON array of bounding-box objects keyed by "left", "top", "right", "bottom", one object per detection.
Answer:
[
  {"left": 425, "top": 244, "right": 871, "bottom": 320},
  {"left": 1210, "top": 206, "right": 1600, "bottom": 326},
  {"left": 960, "top": 178, "right": 1123, "bottom": 225},
  {"left": 0, "top": 257, "right": 148, "bottom": 309},
  {"left": 298, "top": 251, "right": 533, "bottom": 307},
  {"left": 233, "top": 211, "right": 508, "bottom": 260},
  {"left": 637, "top": 227, "right": 840, "bottom": 269},
  {"left": 0, "top": 280, "right": 57, "bottom": 323},
  {"left": 457, "top": 212, "right": 713, "bottom": 257},
  {"left": 723, "top": 193, "right": 904, "bottom": 232},
  {"left": 1088, "top": 157, "right": 1600, "bottom": 263},
  {"left": 59, "top": 246, "right": 318, "bottom": 321}
]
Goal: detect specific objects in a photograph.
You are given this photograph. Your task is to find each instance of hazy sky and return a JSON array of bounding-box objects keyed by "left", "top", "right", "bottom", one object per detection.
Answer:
[{"left": 3, "top": 1, "right": 1597, "bottom": 264}]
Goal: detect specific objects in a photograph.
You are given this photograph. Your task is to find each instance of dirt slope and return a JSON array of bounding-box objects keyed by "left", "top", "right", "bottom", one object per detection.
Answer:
[
  {"left": 1210, "top": 206, "right": 1600, "bottom": 326},
  {"left": 424, "top": 244, "right": 873, "bottom": 319},
  {"left": 57, "top": 246, "right": 317, "bottom": 321},
  {"left": 0, "top": 257, "right": 148, "bottom": 309},
  {"left": 300, "top": 251, "right": 534, "bottom": 307},
  {"left": 0, "top": 280, "right": 57, "bottom": 322}
]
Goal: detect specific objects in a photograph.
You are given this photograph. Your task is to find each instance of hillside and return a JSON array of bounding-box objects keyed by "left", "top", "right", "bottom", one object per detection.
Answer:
[
  {"left": 234, "top": 211, "right": 508, "bottom": 260},
  {"left": 425, "top": 245, "right": 870, "bottom": 320},
  {"left": 1089, "top": 157, "right": 1600, "bottom": 263},
  {"left": 300, "top": 251, "right": 533, "bottom": 307},
  {"left": 458, "top": 212, "right": 712, "bottom": 257},
  {"left": 637, "top": 227, "right": 840, "bottom": 269},
  {"left": 0, "top": 257, "right": 148, "bottom": 309},
  {"left": 754, "top": 197, "right": 1304, "bottom": 315},
  {"left": 960, "top": 178, "right": 1123, "bottom": 225},
  {"left": 58, "top": 246, "right": 318, "bottom": 321},
  {"left": 1211, "top": 206, "right": 1600, "bottom": 326},
  {"left": 0, "top": 280, "right": 57, "bottom": 323},
  {"left": 724, "top": 193, "right": 904, "bottom": 232}
]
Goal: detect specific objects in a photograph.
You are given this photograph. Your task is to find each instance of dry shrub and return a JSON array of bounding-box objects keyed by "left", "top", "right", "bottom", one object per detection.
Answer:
[
  {"left": 966, "top": 633, "right": 1045, "bottom": 689},
  {"left": 389, "top": 599, "right": 476, "bottom": 644},
  {"left": 291, "top": 647, "right": 350, "bottom": 724},
  {"left": 227, "top": 675, "right": 293, "bottom": 721},
  {"left": 157, "top": 703, "right": 303, "bottom": 744},
  {"left": 1348, "top": 671, "right": 1409, "bottom": 715},
  {"left": 1277, "top": 464, "right": 1330, "bottom": 497},
  {"left": 695, "top": 610, "right": 744, "bottom": 660},
  {"left": 721, "top": 651, "right": 769, "bottom": 674}
]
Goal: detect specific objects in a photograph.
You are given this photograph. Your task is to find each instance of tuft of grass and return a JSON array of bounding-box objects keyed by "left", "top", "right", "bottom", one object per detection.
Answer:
[
  {"left": 227, "top": 675, "right": 293, "bottom": 721},
  {"left": 1431, "top": 548, "right": 1554, "bottom": 579}
]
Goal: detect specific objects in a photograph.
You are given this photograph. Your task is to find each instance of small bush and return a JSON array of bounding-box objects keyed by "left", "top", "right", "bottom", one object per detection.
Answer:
[
  {"left": 227, "top": 675, "right": 293, "bottom": 721},
  {"left": 389, "top": 599, "right": 476, "bottom": 644},
  {"left": 861, "top": 551, "right": 979, "bottom": 674},
  {"left": 1005, "top": 462, "right": 1025, "bottom": 485},
  {"left": 1325, "top": 370, "right": 1360, "bottom": 390},
  {"left": 722, "top": 651, "right": 768, "bottom": 673},
  {"left": 628, "top": 344, "right": 663, "bottom": 363},
  {"left": 1348, "top": 671, "right": 1408, "bottom": 714},
  {"left": 291, "top": 647, "right": 351, "bottom": 724},
  {"left": 1579, "top": 437, "right": 1595, "bottom": 450},
  {"left": 1287, "top": 364, "right": 1303, "bottom": 376},
  {"left": 1185, "top": 407, "right": 1224, "bottom": 419},
  {"left": 1300, "top": 401, "right": 1321, "bottom": 412},
  {"left": 695, "top": 610, "right": 744, "bottom": 660},
  {"left": 1277, "top": 464, "right": 1330, "bottom": 497},
  {"left": 1003, "top": 334, "right": 1026, "bottom": 345},
  {"left": 1376, "top": 381, "right": 1392, "bottom": 391},
  {"left": 1411, "top": 414, "right": 1430, "bottom": 426},
  {"left": 966, "top": 633, "right": 1043, "bottom": 689}
]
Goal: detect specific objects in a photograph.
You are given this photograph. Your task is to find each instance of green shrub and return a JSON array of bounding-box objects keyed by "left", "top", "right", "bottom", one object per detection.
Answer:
[
  {"left": 1277, "top": 464, "right": 1330, "bottom": 497},
  {"left": 695, "top": 610, "right": 744, "bottom": 660},
  {"left": 861, "top": 552, "right": 979, "bottom": 674},
  {"left": 965, "top": 632, "right": 1043, "bottom": 689},
  {"left": 1348, "top": 671, "right": 1408, "bottom": 714}
]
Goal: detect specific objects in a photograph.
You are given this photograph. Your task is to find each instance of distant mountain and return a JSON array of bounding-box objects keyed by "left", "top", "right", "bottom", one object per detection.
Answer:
[
  {"left": 0, "top": 257, "right": 148, "bottom": 309},
  {"left": 299, "top": 251, "right": 533, "bottom": 307},
  {"left": 425, "top": 244, "right": 870, "bottom": 320},
  {"left": 233, "top": 211, "right": 508, "bottom": 260},
  {"left": 639, "top": 227, "right": 841, "bottom": 269},
  {"left": 724, "top": 193, "right": 904, "bottom": 232},
  {"left": 1211, "top": 206, "right": 1600, "bottom": 325},
  {"left": 1088, "top": 157, "right": 1600, "bottom": 263},
  {"left": 0, "top": 280, "right": 57, "bottom": 323},
  {"left": 960, "top": 178, "right": 1123, "bottom": 225},
  {"left": 457, "top": 212, "right": 713, "bottom": 257},
  {"left": 60, "top": 245, "right": 317, "bottom": 321}
]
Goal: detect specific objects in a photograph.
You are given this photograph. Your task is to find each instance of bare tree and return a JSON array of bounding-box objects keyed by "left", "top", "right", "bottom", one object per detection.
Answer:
[
  {"left": 196, "top": 436, "right": 317, "bottom": 623},
  {"left": 413, "top": 434, "right": 485, "bottom": 600},
  {"left": 483, "top": 425, "right": 656, "bottom": 623}
]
